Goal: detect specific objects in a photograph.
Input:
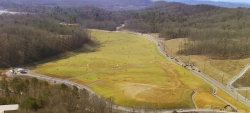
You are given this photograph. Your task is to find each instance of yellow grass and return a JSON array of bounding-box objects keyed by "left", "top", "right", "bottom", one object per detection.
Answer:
[
  {"left": 194, "top": 91, "right": 225, "bottom": 108},
  {"left": 217, "top": 88, "right": 250, "bottom": 112},
  {"left": 161, "top": 35, "right": 250, "bottom": 111},
  {"left": 237, "top": 90, "right": 250, "bottom": 101},
  {"left": 161, "top": 37, "right": 250, "bottom": 85},
  {"left": 32, "top": 30, "right": 225, "bottom": 109}
]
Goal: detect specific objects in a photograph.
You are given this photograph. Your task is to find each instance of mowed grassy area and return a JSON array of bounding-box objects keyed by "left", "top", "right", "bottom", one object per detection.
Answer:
[
  {"left": 160, "top": 36, "right": 250, "bottom": 85},
  {"left": 217, "top": 88, "right": 250, "bottom": 113},
  {"left": 33, "top": 30, "right": 225, "bottom": 109},
  {"left": 160, "top": 36, "right": 250, "bottom": 111}
]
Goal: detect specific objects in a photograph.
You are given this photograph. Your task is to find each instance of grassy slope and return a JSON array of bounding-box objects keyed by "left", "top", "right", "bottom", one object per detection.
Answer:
[
  {"left": 161, "top": 37, "right": 250, "bottom": 85},
  {"left": 161, "top": 36, "right": 250, "bottom": 111},
  {"left": 217, "top": 88, "right": 250, "bottom": 112},
  {"left": 33, "top": 30, "right": 225, "bottom": 109}
]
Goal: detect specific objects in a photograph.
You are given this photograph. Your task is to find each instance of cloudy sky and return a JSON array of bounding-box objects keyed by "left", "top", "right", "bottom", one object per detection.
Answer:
[
  {"left": 206, "top": 0, "right": 250, "bottom": 3},
  {"left": 156, "top": 0, "right": 250, "bottom": 3}
]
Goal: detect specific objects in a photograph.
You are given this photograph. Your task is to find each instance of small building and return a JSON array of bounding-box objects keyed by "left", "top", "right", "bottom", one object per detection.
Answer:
[
  {"left": 17, "top": 68, "right": 25, "bottom": 73},
  {"left": 60, "top": 22, "right": 67, "bottom": 25},
  {"left": 0, "top": 104, "right": 19, "bottom": 113}
]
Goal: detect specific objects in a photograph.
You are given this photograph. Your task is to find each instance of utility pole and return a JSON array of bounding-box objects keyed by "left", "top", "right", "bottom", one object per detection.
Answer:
[
  {"left": 163, "top": 41, "right": 166, "bottom": 52},
  {"left": 203, "top": 63, "right": 205, "bottom": 73},
  {"left": 246, "top": 90, "right": 248, "bottom": 99},
  {"left": 109, "top": 97, "right": 113, "bottom": 113},
  {"left": 178, "top": 44, "right": 180, "bottom": 51},
  {"left": 222, "top": 74, "right": 224, "bottom": 85},
  {"left": 237, "top": 93, "right": 238, "bottom": 100},
  {"left": 171, "top": 48, "right": 172, "bottom": 56},
  {"left": 188, "top": 56, "right": 190, "bottom": 64}
]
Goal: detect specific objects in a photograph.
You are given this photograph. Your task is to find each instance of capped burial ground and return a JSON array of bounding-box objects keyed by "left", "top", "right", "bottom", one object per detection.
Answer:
[{"left": 32, "top": 30, "right": 225, "bottom": 109}]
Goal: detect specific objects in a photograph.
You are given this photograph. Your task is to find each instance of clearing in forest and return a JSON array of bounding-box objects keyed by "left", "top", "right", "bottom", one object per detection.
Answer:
[
  {"left": 32, "top": 30, "right": 225, "bottom": 109},
  {"left": 161, "top": 36, "right": 250, "bottom": 112}
]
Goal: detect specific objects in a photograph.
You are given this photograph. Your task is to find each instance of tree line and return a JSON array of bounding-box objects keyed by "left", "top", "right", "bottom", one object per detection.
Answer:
[
  {"left": 0, "top": 75, "right": 109, "bottom": 113},
  {"left": 0, "top": 2, "right": 130, "bottom": 67},
  {"left": 2, "top": 1, "right": 250, "bottom": 66},
  {"left": 0, "top": 2, "right": 125, "bottom": 31},
  {"left": 0, "top": 73, "right": 164, "bottom": 113},
  {"left": 124, "top": 1, "right": 250, "bottom": 59},
  {"left": 0, "top": 14, "right": 90, "bottom": 67}
]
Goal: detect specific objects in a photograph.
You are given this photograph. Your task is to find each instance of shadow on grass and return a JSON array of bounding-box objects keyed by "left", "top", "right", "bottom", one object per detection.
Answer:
[{"left": 25, "top": 40, "right": 101, "bottom": 69}]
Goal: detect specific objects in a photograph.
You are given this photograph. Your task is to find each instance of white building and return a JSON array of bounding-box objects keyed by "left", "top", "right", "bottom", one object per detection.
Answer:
[{"left": 0, "top": 104, "right": 19, "bottom": 113}]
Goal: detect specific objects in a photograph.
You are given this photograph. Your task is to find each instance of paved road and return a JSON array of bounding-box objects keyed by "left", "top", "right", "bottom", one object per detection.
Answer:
[
  {"left": 6, "top": 68, "right": 226, "bottom": 113},
  {"left": 143, "top": 34, "right": 250, "bottom": 108},
  {"left": 143, "top": 34, "right": 239, "bottom": 111},
  {"left": 6, "top": 71, "right": 99, "bottom": 96},
  {"left": 191, "top": 90, "right": 198, "bottom": 109},
  {"left": 227, "top": 63, "right": 250, "bottom": 88},
  {"left": 5, "top": 32, "right": 235, "bottom": 113}
]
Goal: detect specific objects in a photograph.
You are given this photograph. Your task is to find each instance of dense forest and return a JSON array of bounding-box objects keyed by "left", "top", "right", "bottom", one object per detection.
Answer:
[
  {"left": 0, "top": 75, "right": 109, "bottom": 113},
  {"left": 1, "top": 1, "right": 250, "bottom": 67},
  {"left": 0, "top": 3, "right": 124, "bottom": 67},
  {"left": 0, "top": 2, "right": 124, "bottom": 30},
  {"left": 124, "top": 1, "right": 250, "bottom": 59},
  {"left": 0, "top": 14, "right": 90, "bottom": 67},
  {"left": 0, "top": 0, "right": 152, "bottom": 7}
]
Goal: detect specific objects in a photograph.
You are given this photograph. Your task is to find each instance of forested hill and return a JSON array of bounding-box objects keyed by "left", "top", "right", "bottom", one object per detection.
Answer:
[
  {"left": 125, "top": 1, "right": 250, "bottom": 59},
  {"left": 0, "top": 2, "right": 123, "bottom": 67},
  {"left": 1, "top": 0, "right": 250, "bottom": 67},
  {"left": 146, "top": 1, "right": 219, "bottom": 15},
  {"left": 166, "top": 0, "right": 250, "bottom": 8},
  {"left": 0, "top": 0, "right": 152, "bottom": 7},
  {"left": 0, "top": 14, "right": 90, "bottom": 67},
  {"left": 125, "top": 1, "right": 221, "bottom": 33}
]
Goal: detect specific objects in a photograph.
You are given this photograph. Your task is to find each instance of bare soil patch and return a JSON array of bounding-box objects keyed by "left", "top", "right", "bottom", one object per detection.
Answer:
[
  {"left": 118, "top": 82, "right": 157, "bottom": 98},
  {"left": 118, "top": 82, "right": 183, "bottom": 103},
  {"left": 234, "top": 69, "right": 250, "bottom": 87}
]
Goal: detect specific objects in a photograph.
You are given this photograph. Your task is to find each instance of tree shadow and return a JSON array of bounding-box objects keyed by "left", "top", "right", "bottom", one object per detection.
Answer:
[{"left": 24, "top": 40, "right": 102, "bottom": 69}]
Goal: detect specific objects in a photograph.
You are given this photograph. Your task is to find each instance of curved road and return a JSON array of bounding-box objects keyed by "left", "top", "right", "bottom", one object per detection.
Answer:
[
  {"left": 191, "top": 90, "right": 198, "bottom": 109},
  {"left": 143, "top": 34, "right": 250, "bottom": 108},
  {"left": 5, "top": 32, "right": 237, "bottom": 113}
]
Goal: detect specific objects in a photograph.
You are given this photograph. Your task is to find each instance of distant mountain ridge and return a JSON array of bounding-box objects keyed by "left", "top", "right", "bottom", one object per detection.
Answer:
[
  {"left": 0, "top": 0, "right": 152, "bottom": 7},
  {"left": 165, "top": 0, "right": 250, "bottom": 8},
  {"left": 146, "top": 1, "right": 220, "bottom": 16},
  {"left": 2, "top": 0, "right": 250, "bottom": 10}
]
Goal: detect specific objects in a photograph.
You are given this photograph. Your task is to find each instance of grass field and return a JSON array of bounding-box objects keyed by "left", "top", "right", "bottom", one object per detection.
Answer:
[
  {"left": 32, "top": 30, "right": 225, "bottom": 109},
  {"left": 160, "top": 37, "right": 250, "bottom": 86},
  {"left": 237, "top": 90, "right": 250, "bottom": 101},
  {"left": 160, "top": 35, "right": 250, "bottom": 111},
  {"left": 217, "top": 88, "right": 250, "bottom": 113}
]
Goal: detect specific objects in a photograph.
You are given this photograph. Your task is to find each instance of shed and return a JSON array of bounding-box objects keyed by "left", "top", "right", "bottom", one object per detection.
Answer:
[
  {"left": 17, "top": 68, "right": 25, "bottom": 73},
  {"left": 0, "top": 104, "right": 19, "bottom": 113}
]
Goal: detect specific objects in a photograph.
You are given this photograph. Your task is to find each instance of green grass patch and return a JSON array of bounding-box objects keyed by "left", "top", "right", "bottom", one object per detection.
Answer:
[{"left": 32, "top": 30, "right": 223, "bottom": 109}]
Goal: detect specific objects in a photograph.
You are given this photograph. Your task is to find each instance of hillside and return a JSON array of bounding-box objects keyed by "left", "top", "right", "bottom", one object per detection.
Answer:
[
  {"left": 166, "top": 0, "right": 250, "bottom": 8},
  {"left": 125, "top": 1, "right": 250, "bottom": 59},
  {"left": 1, "top": 0, "right": 250, "bottom": 62},
  {"left": 0, "top": 0, "right": 152, "bottom": 7}
]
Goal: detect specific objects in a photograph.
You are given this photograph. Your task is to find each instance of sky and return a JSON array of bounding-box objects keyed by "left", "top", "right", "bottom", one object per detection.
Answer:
[
  {"left": 199, "top": 0, "right": 250, "bottom": 3},
  {"left": 153, "top": 0, "right": 250, "bottom": 3}
]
